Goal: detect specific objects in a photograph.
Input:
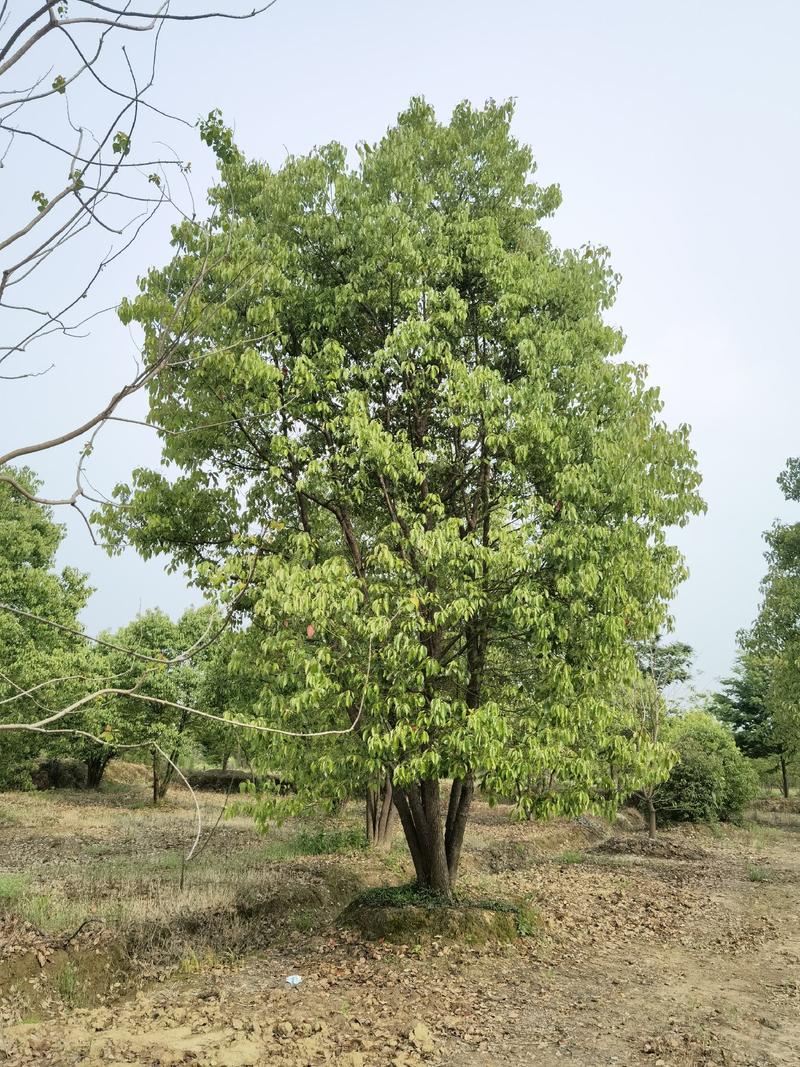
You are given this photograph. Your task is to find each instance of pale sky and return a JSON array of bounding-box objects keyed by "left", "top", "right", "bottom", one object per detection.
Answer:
[{"left": 3, "top": 0, "right": 799, "bottom": 691}]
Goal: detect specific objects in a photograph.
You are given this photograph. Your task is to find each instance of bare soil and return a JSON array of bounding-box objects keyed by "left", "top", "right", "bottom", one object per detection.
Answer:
[{"left": 1, "top": 781, "right": 798, "bottom": 1066}]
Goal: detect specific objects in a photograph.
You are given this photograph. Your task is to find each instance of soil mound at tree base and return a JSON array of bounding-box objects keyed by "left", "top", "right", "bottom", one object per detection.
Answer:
[
  {"left": 340, "top": 885, "right": 538, "bottom": 944},
  {"left": 341, "top": 902, "right": 519, "bottom": 943}
]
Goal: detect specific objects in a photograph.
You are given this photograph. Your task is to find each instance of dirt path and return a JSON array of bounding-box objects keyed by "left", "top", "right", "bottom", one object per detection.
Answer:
[
  {"left": 1, "top": 793, "right": 798, "bottom": 1066},
  {"left": 499, "top": 825, "right": 800, "bottom": 1067}
]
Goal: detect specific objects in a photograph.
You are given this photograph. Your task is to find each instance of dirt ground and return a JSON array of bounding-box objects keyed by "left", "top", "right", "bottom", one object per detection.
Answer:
[{"left": 0, "top": 777, "right": 798, "bottom": 1067}]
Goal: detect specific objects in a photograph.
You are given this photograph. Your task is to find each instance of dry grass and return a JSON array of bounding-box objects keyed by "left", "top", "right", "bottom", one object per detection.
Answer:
[
  {"left": 0, "top": 779, "right": 383, "bottom": 985},
  {"left": 2, "top": 783, "right": 800, "bottom": 1066}
]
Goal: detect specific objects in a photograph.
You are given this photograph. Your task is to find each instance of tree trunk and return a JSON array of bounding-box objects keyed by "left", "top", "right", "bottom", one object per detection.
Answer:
[
  {"left": 86, "top": 750, "right": 113, "bottom": 790},
  {"left": 152, "top": 750, "right": 159, "bottom": 806},
  {"left": 394, "top": 776, "right": 474, "bottom": 897},
  {"left": 780, "top": 755, "right": 790, "bottom": 799},
  {"left": 366, "top": 775, "right": 395, "bottom": 849},
  {"left": 156, "top": 753, "right": 178, "bottom": 801},
  {"left": 155, "top": 712, "right": 188, "bottom": 802},
  {"left": 645, "top": 793, "right": 657, "bottom": 840}
]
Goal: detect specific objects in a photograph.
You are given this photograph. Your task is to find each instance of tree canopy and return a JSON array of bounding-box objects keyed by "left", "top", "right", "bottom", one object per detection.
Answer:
[
  {"left": 99, "top": 98, "right": 704, "bottom": 894},
  {"left": 715, "top": 653, "right": 781, "bottom": 760},
  {"left": 94, "top": 605, "right": 225, "bottom": 799}
]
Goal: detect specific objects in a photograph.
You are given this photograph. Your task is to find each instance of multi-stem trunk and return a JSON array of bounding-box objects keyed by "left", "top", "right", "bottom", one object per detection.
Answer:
[
  {"left": 366, "top": 774, "right": 395, "bottom": 849},
  {"left": 393, "top": 776, "right": 474, "bottom": 898},
  {"left": 86, "top": 750, "right": 113, "bottom": 790}
]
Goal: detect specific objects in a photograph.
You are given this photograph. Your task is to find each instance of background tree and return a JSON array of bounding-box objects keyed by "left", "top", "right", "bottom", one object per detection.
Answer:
[
  {"left": 100, "top": 99, "right": 704, "bottom": 896},
  {"left": 194, "top": 629, "right": 255, "bottom": 773},
  {"left": 622, "top": 638, "right": 693, "bottom": 839},
  {"left": 714, "top": 652, "right": 794, "bottom": 797},
  {"left": 0, "top": 468, "right": 94, "bottom": 787},
  {"left": 98, "top": 604, "right": 222, "bottom": 802},
  {"left": 743, "top": 457, "right": 800, "bottom": 792},
  {"left": 0, "top": 2, "right": 278, "bottom": 779},
  {"left": 217, "top": 621, "right": 398, "bottom": 848},
  {"left": 653, "top": 711, "right": 759, "bottom": 825}
]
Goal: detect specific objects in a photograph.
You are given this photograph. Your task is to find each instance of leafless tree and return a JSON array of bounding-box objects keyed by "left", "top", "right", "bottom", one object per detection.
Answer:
[{"left": 0, "top": 1, "right": 275, "bottom": 507}]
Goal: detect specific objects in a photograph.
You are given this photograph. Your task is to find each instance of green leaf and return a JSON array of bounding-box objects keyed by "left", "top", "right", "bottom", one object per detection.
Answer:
[{"left": 112, "top": 131, "right": 131, "bottom": 156}]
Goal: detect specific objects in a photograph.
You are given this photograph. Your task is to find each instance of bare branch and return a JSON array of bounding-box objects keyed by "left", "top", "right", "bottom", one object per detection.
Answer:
[{"left": 0, "top": 637, "right": 373, "bottom": 744}]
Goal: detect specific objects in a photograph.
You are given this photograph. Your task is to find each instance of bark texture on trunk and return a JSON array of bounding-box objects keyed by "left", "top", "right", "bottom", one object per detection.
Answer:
[
  {"left": 366, "top": 775, "right": 396, "bottom": 849},
  {"left": 645, "top": 794, "right": 657, "bottom": 840},
  {"left": 394, "top": 776, "right": 474, "bottom": 897},
  {"left": 152, "top": 749, "right": 178, "bottom": 802},
  {"left": 156, "top": 757, "right": 176, "bottom": 801}
]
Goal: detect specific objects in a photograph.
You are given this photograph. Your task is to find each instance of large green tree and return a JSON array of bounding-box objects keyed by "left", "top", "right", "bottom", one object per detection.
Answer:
[{"left": 100, "top": 100, "right": 703, "bottom": 895}]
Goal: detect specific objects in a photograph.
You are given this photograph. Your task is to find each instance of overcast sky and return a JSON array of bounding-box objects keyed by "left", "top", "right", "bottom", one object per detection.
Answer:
[{"left": 3, "top": 0, "right": 799, "bottom": 692}]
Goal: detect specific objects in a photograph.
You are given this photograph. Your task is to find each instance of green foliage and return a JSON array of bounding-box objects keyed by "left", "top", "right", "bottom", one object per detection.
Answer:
[
  {"left": 653, "top": 712, "right": 759, "bottom": 824},
  {"left": 292, "top": 826, "right": 367, "bottom": 855},
  {"left": 0, "top": 761, "right": 35, "bottom": 791},
  {"left": 558, "top": 850, "right": 586, "bottom": 864},
  {"left": 0, "top": 469, "right": 97, "bottom": 784},
  {"left": 635, "top": 638, "right": 693, "bottom": 689},
  {"left": 714, "top": 653, "right": 791, "bottom": 763},
  {"left": 0, "top": 472, "right": 230, "bottom": 791},
  {"left": 600, "top": 638, "right": 693, "bottom": 829},
  {"left": 258, "top": 825, "right": 366, "bottom": 859},
  {"left": 98, "top": 98, "right": 703, "bottom": 883},
  {"left": 198, "top": 109, "right": 240, "bottom": 165},
  {"left": 55, "top": 962, "right": 77, "bottom": 1004},
  {"left": 95, "top": 604, "right": 226, "bottom": 798},
  {"left": 743, "top": 459, "right": 800, "bottom": 773},
  {"left": 111, "top": 131, "right": 130, "bottom": 156}
]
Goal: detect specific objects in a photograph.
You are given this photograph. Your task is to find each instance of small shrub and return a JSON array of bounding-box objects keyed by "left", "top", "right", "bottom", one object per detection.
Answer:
[
  {"left": 178, "top": 949, "right": 221, "bottom": 974},
  {"left": 747, "top": 865, "right": 771, "bottom": 883},
  {"left": 654, "top": 712, "right": 759, "bottom": 825},
  {"left": 293, "top": 827, "right": 367, "bottom": 855},
  {"left": 0, "top": 807, "right": 21, "bottom": 828},
  {"left": 32, "top": 758, "right": 87, "bottom": 791},
  {"left": 292, "top": 909, "right": 315, "bottom": 932}
]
